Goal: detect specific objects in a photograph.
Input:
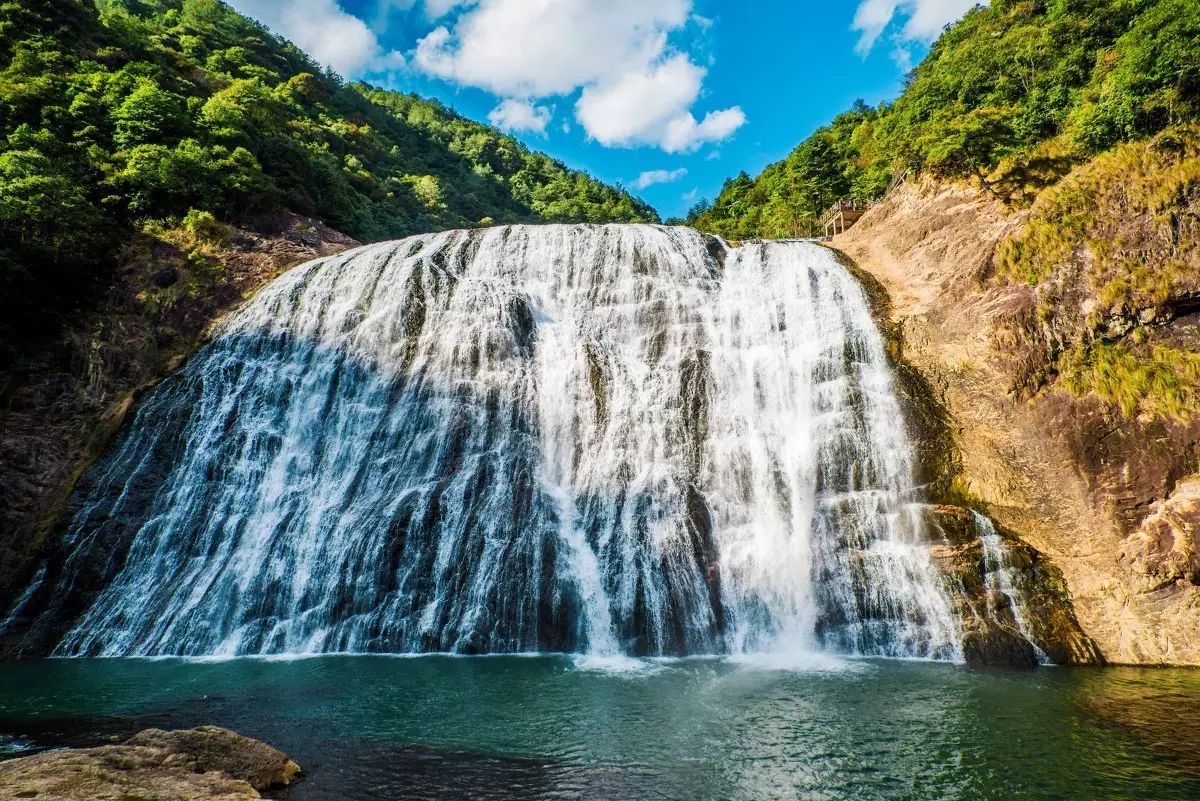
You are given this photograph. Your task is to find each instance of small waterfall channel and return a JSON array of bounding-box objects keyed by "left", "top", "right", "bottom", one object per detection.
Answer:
[
  {"left": 972, "top": 512, "right": 1053, "bottom": 665},
  {"left": 9, "top": 225, "right": 970, "bottom": 660}
]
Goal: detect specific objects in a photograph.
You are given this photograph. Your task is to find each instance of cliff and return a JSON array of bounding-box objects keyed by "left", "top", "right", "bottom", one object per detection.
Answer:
[{"left": 834, "top": 169, "right": 1200, "bottom": 664}]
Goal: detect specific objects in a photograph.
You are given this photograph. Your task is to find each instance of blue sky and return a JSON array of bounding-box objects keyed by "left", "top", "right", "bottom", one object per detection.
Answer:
[{"left": 228, "top": 1, "right": 978, "bottom": 218}]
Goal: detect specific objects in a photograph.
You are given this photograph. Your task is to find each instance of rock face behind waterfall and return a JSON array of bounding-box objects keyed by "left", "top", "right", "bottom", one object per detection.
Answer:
[{"left": 1, "top": 224, "right": 1084, "bottom": 663}]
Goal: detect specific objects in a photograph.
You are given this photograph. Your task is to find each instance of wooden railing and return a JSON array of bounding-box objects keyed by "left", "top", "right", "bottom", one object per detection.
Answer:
[
  {"left": 818, "top": 199, "right": 871, "bottom": 230},
  {"left": 819, "top": 198, "right": 878, "bottom": 237},
  {"left": 817, "top": 169, "right": 907, "bottom": 238}
]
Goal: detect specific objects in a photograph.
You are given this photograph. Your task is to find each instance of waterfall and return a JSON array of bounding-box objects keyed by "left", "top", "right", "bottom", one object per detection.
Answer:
[
  {"left": 27, "top": 225, "right": 962, "bottom": 660},
  {"left": 972, "top": 512, "right": 1051, "bottom": 664}
]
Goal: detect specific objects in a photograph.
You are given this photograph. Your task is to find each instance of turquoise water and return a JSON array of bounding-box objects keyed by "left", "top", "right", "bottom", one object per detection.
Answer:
[{"left": 1, "top": 656, "right": 1197, "bottom": 800}]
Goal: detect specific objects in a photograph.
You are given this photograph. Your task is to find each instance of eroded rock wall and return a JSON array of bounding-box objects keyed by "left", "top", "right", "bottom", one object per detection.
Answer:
[{"left": 834, "top": 180, "right": 1200, "bottom": 664}]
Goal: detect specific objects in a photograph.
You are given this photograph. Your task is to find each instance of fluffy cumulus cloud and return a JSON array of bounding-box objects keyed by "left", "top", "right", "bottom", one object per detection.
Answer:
[
  {"left": 852, "top": 0, "right": 982, "bottom": 55},
  {"left": 633, "top": 167, "right": 688, "bottom": 190},
  {"left": 228, "top": 0, "right": 405, "bottom": 76},
  {"left": 413, "top": 0, "right": 745, "bottom": 152},
  {"left": 487, "top": 98, "right": 553, "bottom": 134},
  {"left": 575, "top": 54, "right": 746, "bottom": 153}
]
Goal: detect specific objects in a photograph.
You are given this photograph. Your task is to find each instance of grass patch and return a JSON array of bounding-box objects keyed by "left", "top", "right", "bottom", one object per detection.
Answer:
[
  {"left": 995, "top": 125, "right": 1200, "bottom": 419},
  {"left": 1059, "top": 341, "right": 1200, "bottom": 420}
]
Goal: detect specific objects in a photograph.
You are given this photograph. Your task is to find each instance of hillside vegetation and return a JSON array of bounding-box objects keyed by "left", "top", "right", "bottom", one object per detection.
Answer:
[
  {"left": 0, "top": 0, "right": 657, "bottom": 358},
  {"left": 690, "top": 0, "right": 1199, "bottom": 239},
  {"left": 998, "top": 124, "right": 1200, "bottom": 418}
]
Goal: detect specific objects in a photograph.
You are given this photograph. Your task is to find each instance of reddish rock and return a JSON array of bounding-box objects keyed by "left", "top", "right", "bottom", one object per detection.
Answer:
[{"left": 1122, "top": 479, "right": 1200, "bottom": 587}]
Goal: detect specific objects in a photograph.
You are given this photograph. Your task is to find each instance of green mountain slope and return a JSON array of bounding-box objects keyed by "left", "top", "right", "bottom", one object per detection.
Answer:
[
  {"left": 690, "top": 0, "right": 1199, "bottom": 239},
  {"left": 0, "top": 0, "right": 657, "bottom": 352}
]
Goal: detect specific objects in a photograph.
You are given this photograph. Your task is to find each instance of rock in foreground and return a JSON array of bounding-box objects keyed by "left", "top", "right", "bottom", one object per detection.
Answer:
[{"left": 0, "top": 725, "right": 299, "bottom": 800}]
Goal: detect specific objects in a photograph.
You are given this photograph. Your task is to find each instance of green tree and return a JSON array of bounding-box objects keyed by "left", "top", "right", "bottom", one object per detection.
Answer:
[{"left": 112, "top": 79, "right": 187, "bottom": 148}]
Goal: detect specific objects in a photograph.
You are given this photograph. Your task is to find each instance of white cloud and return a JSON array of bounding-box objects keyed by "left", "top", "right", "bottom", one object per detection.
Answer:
[
  {"left": 901, "top": 0, "right": 982, "bottom": 40},
  {"left": 229, "top": 0, "right": 405, "bottom": 76},
  {"left": 852, "top": 0, "right": 981, "bottom": 55},
  {"left": 633, "top": 167, "right": 687, "bottom": 190},
  {"left": 412, "top": 0, "right": 744, "bottom": 152},
  {"left": 414, "top": 0, "right": 686, "bottom": 96},
  {"left": 487, "top": 98, "right": 553, "bottom": 134},
  {"left": 852, "top": 0, "right": 901, "bottom": 55},
  {"left": 371, "top": 0, "right": 416, "bottom": 33},
  {"left": 575, "top": 53, "right": 745, "bottom": 153},
  {"left": 661, "top": 107, "right": 746, "bottom": 153}
]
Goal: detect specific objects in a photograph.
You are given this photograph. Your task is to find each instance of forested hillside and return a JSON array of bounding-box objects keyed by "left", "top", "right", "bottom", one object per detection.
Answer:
[
  {"left": 689, "top": 0, "right": 1199, "bottom": 238},
  {"left": 0, "top": 0, "right": 657, "bottom": 356}
]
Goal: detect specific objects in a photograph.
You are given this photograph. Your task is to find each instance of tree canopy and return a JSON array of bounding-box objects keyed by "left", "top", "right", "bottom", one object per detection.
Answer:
[
  {"left": 0, "top": 0, "right": 658, "bottom": 352},
  {"left": 690, "top": 0, "right": 1200, "bottom": 239}
]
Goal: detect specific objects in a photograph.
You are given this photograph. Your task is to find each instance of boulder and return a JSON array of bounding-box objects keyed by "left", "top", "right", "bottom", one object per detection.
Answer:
[{"left": 0, "top": 726, "right": 299, "bottom": 801}]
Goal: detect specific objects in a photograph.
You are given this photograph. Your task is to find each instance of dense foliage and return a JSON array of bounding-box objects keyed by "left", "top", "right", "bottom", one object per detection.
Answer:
[
  {"left": 690, "top": 0, "right": 1200, "bottom": 239},
  {"left": 0, "top": 0, "right": 657, "bottom": 352}
]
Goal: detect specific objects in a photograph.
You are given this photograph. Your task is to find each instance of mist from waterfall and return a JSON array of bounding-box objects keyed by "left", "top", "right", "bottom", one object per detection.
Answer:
[{"left": 28, "top": 225, "right": 962, "bottom": 660}]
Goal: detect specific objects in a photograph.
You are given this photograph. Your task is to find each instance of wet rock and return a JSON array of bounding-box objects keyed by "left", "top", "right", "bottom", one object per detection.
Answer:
[
  {"left": 921, "top": 504, "right": 1102, "bottom": 666},
  {"left": 0, "top": 726, "right": 299, "bottom": 800},
  {"left": 960, "top": 621, "right": 1040, "bottom": 668},
  {"left": 703, "top": 234, "right": 727, "bottom": 270}
]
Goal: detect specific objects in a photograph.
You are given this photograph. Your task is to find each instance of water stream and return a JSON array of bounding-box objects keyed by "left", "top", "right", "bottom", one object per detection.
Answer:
[{"left": 11, "top": 225, "right": 962, "bottom": 660}]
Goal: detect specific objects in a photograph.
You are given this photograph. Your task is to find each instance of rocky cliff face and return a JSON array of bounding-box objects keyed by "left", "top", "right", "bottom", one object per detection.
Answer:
[
  {"left": 0, "top": 214, "right": 359, "bottom": 615},
  {"left": 843, "top": 249, "right": 1100, "bottom": 666},
  {"left": 834, "top": 177, "right": 1200, "bottom": 665}
]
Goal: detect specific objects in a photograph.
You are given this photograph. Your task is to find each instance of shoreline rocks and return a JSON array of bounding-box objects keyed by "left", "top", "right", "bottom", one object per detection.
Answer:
[{"left": 0, "top": 725, "right": 299, "bottom": 800}]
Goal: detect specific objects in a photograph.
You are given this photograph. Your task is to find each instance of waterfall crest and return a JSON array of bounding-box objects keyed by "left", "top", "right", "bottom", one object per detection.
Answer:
[{"left": 32, "top": 225, "right": 962, "bottom": 659}]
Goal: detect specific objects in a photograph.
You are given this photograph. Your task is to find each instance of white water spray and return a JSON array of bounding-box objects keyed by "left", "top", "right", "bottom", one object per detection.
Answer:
[{"left": 36, "top": 225, "right": 961, "bottom": 659}]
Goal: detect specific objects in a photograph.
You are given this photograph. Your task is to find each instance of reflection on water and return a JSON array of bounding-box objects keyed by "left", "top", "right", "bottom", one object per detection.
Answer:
[
  {"left": 1073, "top": 666, "right": 1200, "bottom": 770},
  {"left": 0, "top": 656, "right": 1197, "bottom": 801}
]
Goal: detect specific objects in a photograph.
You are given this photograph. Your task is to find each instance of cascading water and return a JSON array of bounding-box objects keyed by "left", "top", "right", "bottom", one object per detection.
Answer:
[
  {"left": 12, "top": 225, "right": 963, "bottom": 660},
  {"left": 972, "top": 512, "right": 1052, "bottom": 665}
]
